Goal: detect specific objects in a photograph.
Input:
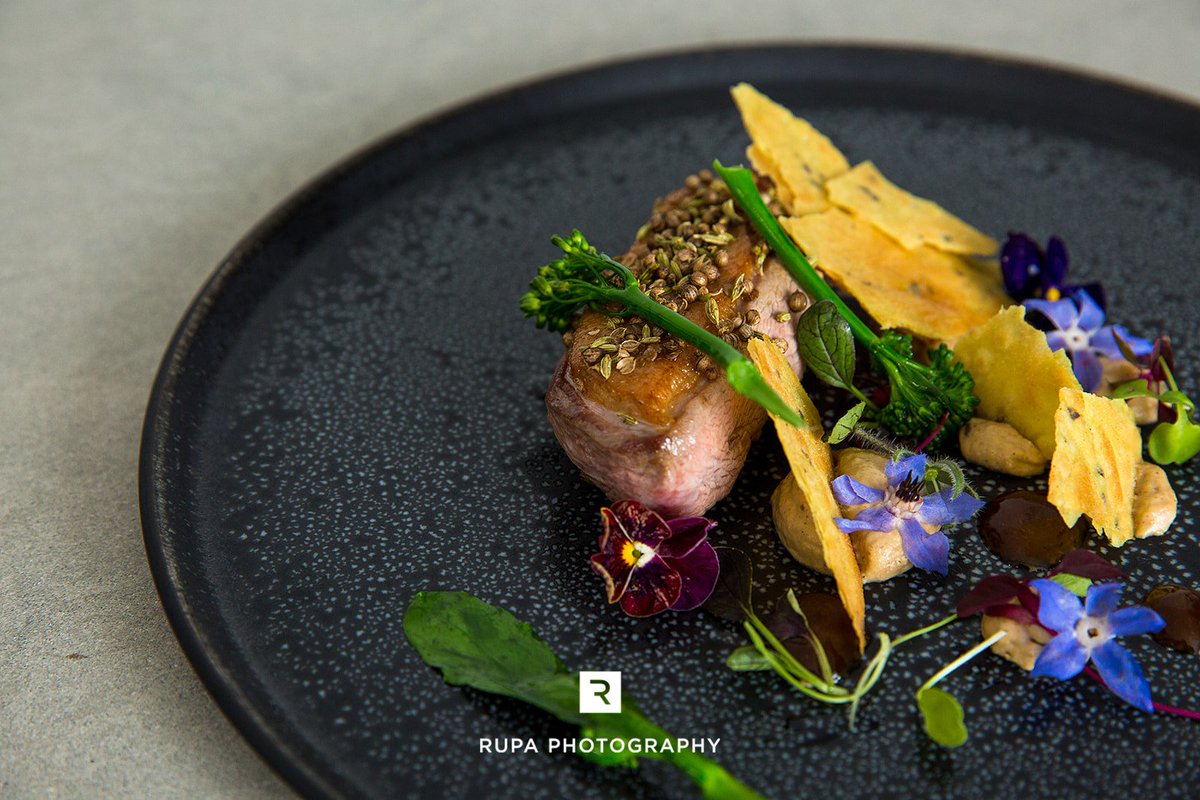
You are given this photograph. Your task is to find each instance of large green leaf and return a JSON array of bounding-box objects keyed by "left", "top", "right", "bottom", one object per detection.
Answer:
[{"left": 404, "top": 591, "right": 764, "bottom": 800}]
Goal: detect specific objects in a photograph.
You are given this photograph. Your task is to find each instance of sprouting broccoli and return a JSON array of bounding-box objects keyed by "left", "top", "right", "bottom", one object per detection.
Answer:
[
  {"left": 713, "top": 161, "right": 978, "bottom": 445},
  {"left": 521, "top": 230, "right": 805, "bottom": 428}
]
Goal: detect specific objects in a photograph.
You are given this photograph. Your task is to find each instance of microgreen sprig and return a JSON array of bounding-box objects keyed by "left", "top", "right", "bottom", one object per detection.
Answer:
[
  {"left": 713, "top": 161, "right": 978, "bottom": 446},
  {"left": 706, "top": 548, "right": 958, "bottom": 728},
  {"left": 915, "top": 630, "right": 1006, "bottom": 747},
  {"left": 1114, "top": 356, "right": 1200, "bottom": 464},
  {"left": 521, "top": 230, "right": 804, "bottom": 428}
]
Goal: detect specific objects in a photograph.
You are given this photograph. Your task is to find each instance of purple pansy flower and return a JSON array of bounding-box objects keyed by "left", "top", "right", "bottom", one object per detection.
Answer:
[
  {"left": 1024, "top": 289, "right": 1153, "bottom": 392},
  {"left": 1000, "top": 233, "right": 1105, "bottom": 308},
  {"left": 590, "top": 499, "right": 719, "bottom": 617},
  {"left": 832, "top": 454, "right": 984, "bottom": 576},
  {"left": 1029, "top": 579, "right": 1165, "bottom": 712}
]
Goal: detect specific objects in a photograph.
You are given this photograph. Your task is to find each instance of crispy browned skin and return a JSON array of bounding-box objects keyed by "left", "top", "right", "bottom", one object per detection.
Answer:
[{"left": 545, "top": 172, "right": 806, "bottom": 517}]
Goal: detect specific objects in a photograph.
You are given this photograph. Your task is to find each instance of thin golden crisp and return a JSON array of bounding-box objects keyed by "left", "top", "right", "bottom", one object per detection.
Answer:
[
  {"left": 1048, "top": 388, "right": 1142, "bottom": 546},
  {"left": 826, "top": 161, "right": 998, "bottom": 255},
  {"left": 953, "top": 306, "right": 1081, "bottom": 459},
  {"left": 731, "top": 83, "right": 850, "bottom": 215},
  {"left": 748, "top": 338, "right": 865, "bottom": 650},
  {"left": 783, "top": 208, "right": 1008, "bottom": 343}
]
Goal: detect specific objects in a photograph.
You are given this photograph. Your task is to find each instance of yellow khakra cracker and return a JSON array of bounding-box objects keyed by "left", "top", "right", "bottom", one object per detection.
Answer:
[
  {"left": 783, "top": 208, "right": 1008, "bottom": 343},
  {"left": 731, "top": 83, "right": 850, "bottom": 215},
  {"left": 748, "top": 338, "right": 866, "bottom": 651},
  {"left": 826, "top": 161, "right": 998, "bottom": 256},
  {"left": 953, "top": 306, "right": 1081, "bottom": 459},
  {"left": 1048, "top": 388, "right": 1142, "bottom": 546}
]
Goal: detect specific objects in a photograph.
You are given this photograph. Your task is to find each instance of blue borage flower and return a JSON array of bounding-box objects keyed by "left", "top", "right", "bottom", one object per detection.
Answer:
[
  {"left": 1024, "top": 289, "right": 1153, "bottom": 392},
  {"left": 1028, "top": 579, "right": 1165, "bottom": 712},
  {"left": 1000, "top": 233, "right": 1106, "bottom": 307},
  {"left": 832, "top": 454, "right": 984, "bottom": 576}
]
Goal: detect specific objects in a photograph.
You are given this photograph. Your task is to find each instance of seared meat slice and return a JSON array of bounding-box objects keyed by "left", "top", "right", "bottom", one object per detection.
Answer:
[{"left": 545, "top": 171, "right": 808, "bottom": 518}]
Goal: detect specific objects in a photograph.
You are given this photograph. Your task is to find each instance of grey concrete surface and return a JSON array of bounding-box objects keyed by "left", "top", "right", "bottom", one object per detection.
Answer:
[{"left": 2, "top": 1, "right": 1198, "bottom": 797}]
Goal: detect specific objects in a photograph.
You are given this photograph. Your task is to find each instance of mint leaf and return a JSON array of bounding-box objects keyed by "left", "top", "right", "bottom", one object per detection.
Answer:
[
  {"left": 795, "top": 300, "right": 856, "bottom": 390},
  {"left": 917, "top": 687, "right": 968, "bottom": 747},
  {"left": 826, "top": 401, "right": 866, "bottom": 444}
]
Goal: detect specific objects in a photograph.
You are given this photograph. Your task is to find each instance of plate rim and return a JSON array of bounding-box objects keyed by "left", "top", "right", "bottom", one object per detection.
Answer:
[{"left": 138, "top": 42, "right": 1200, "bottom": 799}]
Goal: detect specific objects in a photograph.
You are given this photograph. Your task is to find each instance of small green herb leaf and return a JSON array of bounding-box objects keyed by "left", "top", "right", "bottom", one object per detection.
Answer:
[
  {"left": 827, "top": 401, "right": 867, "bottom": 444},
  {"left": 1113, "top": 329, "right": 1141, "bottom": 365},
  {"left": 1112, "top": 379, "right": 1154, "bottom": 400},
  {"left": 1158, "top": 389, "right": 1196, "bottom": 411},
  {"left": 917, "top": 687, "right": 968, "bottom": 747},
  {"left": 726, "top": 645, "right": 771, "bottom": 671},
  {"left": 1149, "top": 417, "right": 1200, "bottom": 465},
  {"left": 1050, "top": 572, "right": 1092, "bottom": 598},
  {"left": 795, "top": 300, "right": 856, "bottom": 391}
]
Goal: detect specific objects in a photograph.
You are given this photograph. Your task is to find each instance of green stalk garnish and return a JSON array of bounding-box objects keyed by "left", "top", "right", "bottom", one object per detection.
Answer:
[
  {"left": 521, "top": 230, "right": 804, "bottom": 428},
  {"left": 713, "top": 161, "right": 979, "bottom": 445}
]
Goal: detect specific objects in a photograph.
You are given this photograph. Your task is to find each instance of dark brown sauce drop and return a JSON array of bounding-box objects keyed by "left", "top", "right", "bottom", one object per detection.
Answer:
[
  {"left": 1143, "top": 585, "right": 1200, "bottom": 653},
  {"left": 772, "top": 592, "right": 860, "bottom": 678},
  {"left": 977, "top": 489, "right": 1089, "bottom": 568}
]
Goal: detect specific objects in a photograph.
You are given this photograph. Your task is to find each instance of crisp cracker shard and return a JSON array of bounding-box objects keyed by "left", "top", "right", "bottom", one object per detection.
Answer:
[
  {"left": 731, "top": 86, "right": 1008, "bottom": 343},
  {"left": 953, "top": 305, "right": 1082, "bottom": 459},
  {"left": 783, "top": 208, "right": 1008, "bottom": 343},
  {"left": 731, "top": 83, "right": 850, "bottom": 215},
  {"left": 1048, "top": 388, "right": 1142, "bottom": 546},
  {"left": 826, "top": 161, "right": 998, "bottom": 255},
  {"left": 748, "top": 338, "right": 865, "bottom": 651}
]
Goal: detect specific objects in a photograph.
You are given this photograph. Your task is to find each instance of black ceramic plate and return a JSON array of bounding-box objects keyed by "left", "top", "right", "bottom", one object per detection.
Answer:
[{"left": 141, "top": 46, "right": 1200, "bottom": 799}]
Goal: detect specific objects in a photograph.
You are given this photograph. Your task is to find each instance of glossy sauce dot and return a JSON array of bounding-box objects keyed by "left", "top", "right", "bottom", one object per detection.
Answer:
[
  {"left": 1142, "top": 585, "right": 1200, "bottom": 653},
  {"left": 977, "top": 490, "right": 1089, "bottom": 568}
]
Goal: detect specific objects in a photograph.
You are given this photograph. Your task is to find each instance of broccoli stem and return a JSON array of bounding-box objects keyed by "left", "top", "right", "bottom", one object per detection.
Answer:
[
  {"left": 713, "top": 161, "right": 881, "bottom": 351},
  {"left": 545, "top": 236, "right": 805, "bottom": 429},
  {"left": 713, "top": 160, "right": 978, "bottom": 444}
]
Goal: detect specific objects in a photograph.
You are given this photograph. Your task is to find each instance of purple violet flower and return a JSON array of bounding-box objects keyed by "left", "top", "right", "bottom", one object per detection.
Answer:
[
  {"left": 1000, "top": 233, "right": 1105, "bottom": 307},
  {"left": 1029, "top": 579, "right": 1165, "bottom": 712},
  {"left": 590, "top": 500, "right": 719, "bottom": 617},
  {"left": 1024, "top": 289, "right": 1153, "bottom": 392},
  {"left": 832, "top": 454, "right": 984, "bottom": 576}
]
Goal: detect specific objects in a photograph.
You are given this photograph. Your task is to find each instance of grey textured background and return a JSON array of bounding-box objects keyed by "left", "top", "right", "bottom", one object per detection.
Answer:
[{"left": 3, "top": 1, "right": 1199, "bottom": 797}]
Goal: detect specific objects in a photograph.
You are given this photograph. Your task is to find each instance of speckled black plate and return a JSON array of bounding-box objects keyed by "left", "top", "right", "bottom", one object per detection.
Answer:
[{"left": 141, "top": 46, "right": 1200, "bottom": 799}]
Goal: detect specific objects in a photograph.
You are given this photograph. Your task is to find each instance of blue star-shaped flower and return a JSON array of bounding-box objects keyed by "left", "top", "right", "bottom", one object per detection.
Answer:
[
  {"left": 831, "top": 454, "right": 984, "bottom": 575},
  {"left": 1024, "top": 289, "right": 1152, "bottom": 392},
  {"left": 1029, "top": 579, "right": 1165, "bottom": 712}
]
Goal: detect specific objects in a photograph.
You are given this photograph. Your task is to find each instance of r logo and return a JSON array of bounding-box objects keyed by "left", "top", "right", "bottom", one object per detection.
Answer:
[{"left": 578, "top": 671, "right": 622, "bottom": 713}]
